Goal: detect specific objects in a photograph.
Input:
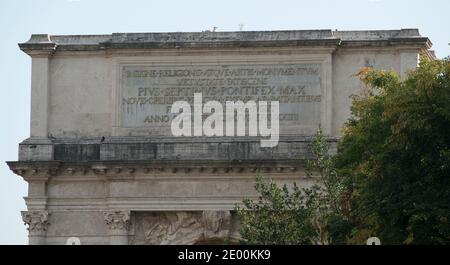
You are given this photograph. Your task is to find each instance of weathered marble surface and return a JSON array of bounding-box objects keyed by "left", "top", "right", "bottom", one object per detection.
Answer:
[{"left": 8, "top": 29, "right": 433, "bottom": 244}]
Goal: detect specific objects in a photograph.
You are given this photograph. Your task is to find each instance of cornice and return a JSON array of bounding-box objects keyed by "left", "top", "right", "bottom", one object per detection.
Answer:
[
  {"left": 7, "top": 159, "right": 306, "bottom": 181},
  {"left": 18, "top": 29, "right": 432, "bottom": 57}
]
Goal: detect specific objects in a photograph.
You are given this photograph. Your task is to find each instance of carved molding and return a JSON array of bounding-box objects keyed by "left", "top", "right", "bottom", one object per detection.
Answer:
[
  {"left": 7, "top": 160, "right": 304, "bottom": 179},
  {"left": 21, "top": 211, "right": 50, "bottom": 233},
  {"left": 104, "top": 210, "right": 131, "bottom": 231}
]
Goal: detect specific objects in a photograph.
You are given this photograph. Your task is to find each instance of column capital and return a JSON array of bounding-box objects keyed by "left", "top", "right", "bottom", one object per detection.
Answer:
[
  {"left": 21, "top": 210, "right": 50, "bottom": 233},
  {"left": 104, "top": 210, "right": 131, "bottom": 231}
]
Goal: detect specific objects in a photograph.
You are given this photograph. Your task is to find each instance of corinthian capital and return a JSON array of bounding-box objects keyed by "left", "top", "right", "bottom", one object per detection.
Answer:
[
  {"left": 21, "top": 210, "right": 50, "bottom": 232},
  {"left": 104, "top": 210, "right": 130, "bottom": 231}
]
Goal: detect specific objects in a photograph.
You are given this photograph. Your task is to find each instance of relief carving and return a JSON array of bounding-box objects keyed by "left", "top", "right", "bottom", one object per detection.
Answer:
[
  {"left": 202, "top": 210, "right": 231, "bottom": 240},
  {"left": 131, "top": 211, "right": 238, "bottom": 245}
]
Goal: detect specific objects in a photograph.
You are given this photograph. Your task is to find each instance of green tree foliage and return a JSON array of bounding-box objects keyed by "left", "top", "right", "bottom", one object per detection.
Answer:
[
  {"left": 236, "top": 58, "right": 449, "bottom": 245},
  {"left": 336, "top": 58, "right": 450, "bottom": 244},
  {"left": 235, "top": 129, "right": 351, "bottom": 245}
]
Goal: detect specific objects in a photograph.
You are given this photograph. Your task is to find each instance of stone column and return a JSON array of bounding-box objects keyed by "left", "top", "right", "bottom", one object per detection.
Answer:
[
  {"left": 104, "top": 210, "right": 130, "bottom": 245},
  {"left": 322, "top": 52, "right": 334, "bottom": 136},
  {"left": 18, "top": 34, "right": 56, "bottom": 139},
  {"left": 21, "top": 210, "right": 50, "bottom": 245},
  {"left": 30, "top": 56, "right": 50, "bottom": 138},
  {"left": 399, "top": 50, "right": 420, "bottom": 79}
]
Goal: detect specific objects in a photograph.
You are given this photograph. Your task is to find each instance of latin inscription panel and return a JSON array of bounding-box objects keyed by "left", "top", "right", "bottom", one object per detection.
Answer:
[{"left": 120, "top": 63, "right": 322, "bottom": 135}]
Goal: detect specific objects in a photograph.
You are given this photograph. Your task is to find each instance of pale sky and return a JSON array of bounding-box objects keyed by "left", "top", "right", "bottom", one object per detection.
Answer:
[{"left": 0, "top": 0, "right": 449, "bottom": 244}]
